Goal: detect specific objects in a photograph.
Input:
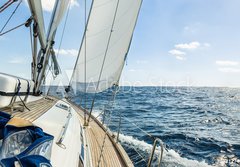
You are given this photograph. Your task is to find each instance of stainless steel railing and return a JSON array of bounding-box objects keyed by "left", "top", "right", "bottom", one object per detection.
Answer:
[
  {"left": 147, "top": 138, "right": 164, "bottom": 167},
  {"left": 56, "top": 107, "right": 72, "bottom": 149}
]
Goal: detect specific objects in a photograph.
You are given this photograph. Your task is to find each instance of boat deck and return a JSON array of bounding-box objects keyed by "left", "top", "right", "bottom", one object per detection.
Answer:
[
  {"left": 0, "top": 96, "right": 57, "bottom": 122},
  {"left": 69, "top": 100, "right": 134, "bottom": 167},
  {"left": 0, "top": 96, "right": 133, "bottom": 167}
]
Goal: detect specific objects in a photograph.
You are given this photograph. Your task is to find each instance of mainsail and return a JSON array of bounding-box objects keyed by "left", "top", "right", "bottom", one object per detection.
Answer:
[{"left": 71, "top": 0, "right": 142, "bottom": 93}]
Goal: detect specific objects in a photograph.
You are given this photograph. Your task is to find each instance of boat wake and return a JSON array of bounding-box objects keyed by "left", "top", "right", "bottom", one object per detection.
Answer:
[{"left": 118, "top": 133, "right": 212, "bottom": 167}]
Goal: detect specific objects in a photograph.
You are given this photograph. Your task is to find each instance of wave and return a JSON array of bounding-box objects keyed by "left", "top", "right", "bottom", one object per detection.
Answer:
[
  {"left": 92, "top": 109, "right": 103, "bottom": 121},
  {"left": 118, "top": 133, "right": 212, "bottom": 167}
]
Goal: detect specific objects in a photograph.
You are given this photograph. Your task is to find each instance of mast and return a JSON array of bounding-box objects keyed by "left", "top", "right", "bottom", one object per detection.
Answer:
[
  {"left": 34, "top": 0, "right": 71, "bottom": 93},
  {"left": 27, "top": 0, "right": 46, "bottom": 48},
  {"left": 27, "top": 0, "right": 46, "bottom": 81}
]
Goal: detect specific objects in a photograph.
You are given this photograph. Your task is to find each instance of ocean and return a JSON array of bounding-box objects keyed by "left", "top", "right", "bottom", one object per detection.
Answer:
[{"left": 48, "top": 86, "right": 240, "bottom": 167}]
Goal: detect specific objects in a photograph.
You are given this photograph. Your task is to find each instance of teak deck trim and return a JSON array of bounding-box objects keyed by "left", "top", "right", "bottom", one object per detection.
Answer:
[
  {"left": 67, "top": 99, "right": 134, "bottom": 167},
  {"left": 0, "top": 97, "right": 57, "bottom": 122}
]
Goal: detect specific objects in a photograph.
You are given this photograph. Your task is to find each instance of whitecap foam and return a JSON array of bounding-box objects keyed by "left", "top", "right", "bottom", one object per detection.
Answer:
[
  {"left": 118, "top": 133, "right": 213, "bottom": 167},
  {"left": 92, "top": 109, "right": 103, "bottom": 122}
]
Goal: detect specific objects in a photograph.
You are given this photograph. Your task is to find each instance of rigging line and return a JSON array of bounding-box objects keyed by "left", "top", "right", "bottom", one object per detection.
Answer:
[
  {"left": 91, "top": 86, "right": 120, "bottom": 166},
  {"left": 121, "top": 114, "right": 154, "bottom": 140},
  {"left": 88, "top": 84, "right": 118, "bottom": 124},
  {"left": 89, "top": 87, "right": 117, "bottom": 123},
  {"left": 0, "top": 0, "right": 17, "bottom": 13},
  {"left": 0, "top": 0, "right": 22, "bottom": 34},
  {"left": 69, "top": 0, "right": 94, "bottom": 85},
  {"left": 84, "top": 0, "right": 87, "bottom": 125},
  {"left": 87, "top": 121, "right": 108, "bottom": 167},
  {"left": 56, "top": 1, "right": 71, "bottom": 58},
  {"left": 18, "top": 95, "right": 30, "bottom": 111},
  {"left": 113, "top": 0, "right": 143, "bottom": 141},
  {"left": 0, "top": 16, "right": 32, "bottom": 37},
  {"left": 46, "top": 71, "right": 54, "bottom": 95},
  {"left": 97, "top": 88, "right": 118, "bottom": 167},
  {"left": 97, "top": 129, "right": 108, "bottom": 167},
  {"left": 118, "top": 130, "right": 148, "bottom": 165},
  {"left": 29, "top": 24, "right": 34, "bottom": 57},
  {"left": 115, "top": 0, "right": 143, "bottom": 77},
  {"left": 45, "top": 64, "right": 54, "bottom": 95},
  {"left": 89, "top": 109, "right": 104, "bottom": 122},
  {"left": 87, "top": 0, "right": 121, "bottom": 125},
  {"left": 45, "top": 62, "right": 55, "bottom": 89},
  {"left": 0, "top": 22, "right": 25, "bottom": 36},
  {"left": 29, "top": 24, "right": 34, "bottom": 79},
  {"left": 45, "top": 50, "right": 57, "bottom": 80}
]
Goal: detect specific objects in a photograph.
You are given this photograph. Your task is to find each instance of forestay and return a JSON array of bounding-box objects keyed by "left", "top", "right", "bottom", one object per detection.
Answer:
[{"left": 71, "top": 0, "right": 142, "bottom": 93}]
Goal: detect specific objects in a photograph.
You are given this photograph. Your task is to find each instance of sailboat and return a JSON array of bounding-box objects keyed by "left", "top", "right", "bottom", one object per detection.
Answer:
[{"left": 0, "top": 0, "right": 164, "bottom": 166}]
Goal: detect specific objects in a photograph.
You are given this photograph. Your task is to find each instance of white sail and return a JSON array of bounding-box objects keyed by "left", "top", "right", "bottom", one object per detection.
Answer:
[
  {"left": 47, "top": 0, "right": 71, "bottom": 40},
  {"left": 71, "top": 0, "right": 142, "bottom": 93}
]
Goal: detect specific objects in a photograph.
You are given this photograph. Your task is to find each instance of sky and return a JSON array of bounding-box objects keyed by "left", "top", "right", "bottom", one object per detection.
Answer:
[{"left": 1, "top": 0, "right": 240, "bottom": 87}]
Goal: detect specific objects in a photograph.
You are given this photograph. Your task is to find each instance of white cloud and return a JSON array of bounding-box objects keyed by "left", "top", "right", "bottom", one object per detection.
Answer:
[
  {"left": 8, "top": 57, "right": 25, "bottom": 64},
  {"left": 175, "top": 41, "right": 201, "bottom": 50},
  {"left": 169, "top": 50, "right": 186, "bottom": 61},
  {"left": 175, "top": 56, "right": 186, "bottom": 60},
  {"left": 169, "top": 49, "right": 186, "bottom": 56},
  {"left": 169, "top": 41, "right": 209, "bottom": 60},
  {"left": 41, "top": 0, "right": 79, "bottom": 12},
  {"left": 54, "top": 49, "right": 78, "bottom": 56},
  {"left": 216, "top": 60, "right": 239, "bottom": 66},
  {"left": 218, "top": 68, "right": 240, "bottom": 73}
]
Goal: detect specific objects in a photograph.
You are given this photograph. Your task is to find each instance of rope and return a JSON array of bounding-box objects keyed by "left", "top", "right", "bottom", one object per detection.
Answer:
[
  {"left": 83, "top": 0, "right": 87, "bottom": 125},
  {"left": 0, "top": 0, "right": 17, "bottom": 13},
  {"left": 29, "top": 24, "right": 34, "bottom": 59},
  {"left": 89, "top": 109, "right": 105, "bottom": 122},
  {"left": 96, "top": 86, "right": 118, "bottom": 166},
  {"left": 56, "top": 2, "right": 71, "bottom": 58},
  {"left": 0, "top": 22, "right": 24, "bottom": 36},
  {"left": 97, "top": 130, "right": 108, "bottom": 167},
  {"left": 120, "top": 114, "right": 155, "bottom": 140},
  {"left": 118, "top": 130, "right": 148, "bottom": 165},
  {"left": 18, "top": 95, "right": 30, "bottom": 111},
  {"left": 29, "top": 24, "right": 34, "bottom": 79},
  {"left": 87, "top": 120, "right": 108, "bottom": 166},
  {"left": 0, "top": 17, "right": 32, "bottom": 36},
  {"left": 0, "top": 0, "right": 22, "bottom": 33}
]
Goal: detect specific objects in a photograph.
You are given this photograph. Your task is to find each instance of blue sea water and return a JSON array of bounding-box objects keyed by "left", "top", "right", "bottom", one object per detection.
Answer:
[{"left": 50, "top": 86, "right": 240, "bottom": 167}]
